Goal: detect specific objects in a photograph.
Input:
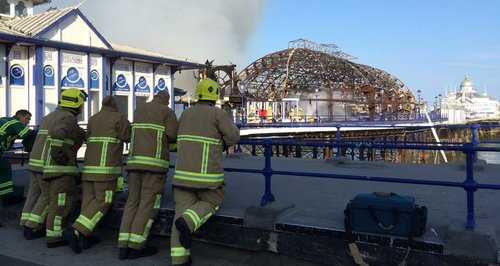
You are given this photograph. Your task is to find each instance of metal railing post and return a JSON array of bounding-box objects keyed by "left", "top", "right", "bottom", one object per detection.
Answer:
[
  {"left": 260, "top": 140, "right": 275, "bottom": 206},
  {"left": 463, "top": 142, "right": 478, "bottom": 230},
  {"left": 335, "top": 124, "right": 341, "bottom": 157},
  {"left": 470, "top": 123, "right": 479, "bottom": 162}
]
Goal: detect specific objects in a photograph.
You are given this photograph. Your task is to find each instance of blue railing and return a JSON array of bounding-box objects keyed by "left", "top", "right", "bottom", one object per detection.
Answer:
[
  {"left": 224, "top": 123, "right": 500, "bottom": 231},
  {"left": 6, "top": 123, "right": 498, "bottom": 232}
]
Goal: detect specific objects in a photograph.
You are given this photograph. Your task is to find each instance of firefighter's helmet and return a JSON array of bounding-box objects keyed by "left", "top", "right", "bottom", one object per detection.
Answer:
[
  {"left": 60, "top": 88, "right": 88, "bottom": 109},
  {"left": 195, "top": 78, "right": 219, "bottom": 102}
]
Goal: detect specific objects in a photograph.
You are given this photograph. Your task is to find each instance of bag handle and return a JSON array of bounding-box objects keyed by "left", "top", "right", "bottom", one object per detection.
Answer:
[{"left": 368, "top": 206, "right": 399, "bottom": 230}]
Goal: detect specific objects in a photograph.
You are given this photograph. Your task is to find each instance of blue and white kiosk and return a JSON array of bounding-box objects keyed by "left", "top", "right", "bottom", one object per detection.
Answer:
[{"left": 0, "top": 0, "right": 205, "bottom": 126}]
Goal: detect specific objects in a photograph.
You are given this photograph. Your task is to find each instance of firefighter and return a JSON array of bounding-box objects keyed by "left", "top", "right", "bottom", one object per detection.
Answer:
[
  {"left": 170, "top": 78, "right": 240, "bottom": 266},
  {"left": 24, "top": 88, "right": 87, "bottom": 248},
  {"left": 63, "top": 95, "right": 131, "bottom": 253},
  {"left": 118, "top": 91, "right": 178, "bottom": 260},
  {"left": 0, "top": 110, "right": 36, "bottom": 226},
  {"left": 22, "top": 110, "right": 53, "bottom": 239}
]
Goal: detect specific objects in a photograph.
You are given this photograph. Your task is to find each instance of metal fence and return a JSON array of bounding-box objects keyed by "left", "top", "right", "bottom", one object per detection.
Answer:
[{"left": 225, "top": 124, "right": 500, "bottom": 231}]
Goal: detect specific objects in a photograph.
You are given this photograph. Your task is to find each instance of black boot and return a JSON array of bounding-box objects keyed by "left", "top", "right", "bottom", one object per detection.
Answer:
[
  {"left": 63, "top": 228, "right": 81, "bottom": 254},
  {"left": 175, "top": 217, "right": 192, "bottom": 249},
  {"left": 128, "top": 246, "right": 159, "bottom": 259},
  {"left": 23, "top": 226, "right": 45, "bottom": 240},
  {"left": 47, "top": 240, "right": 68, "bottom": 248},
  {"left": 82, "top": 235, "right": 101, "bottom": 249},
  {"left": 119, "top": 247, "right": 130, "bottom": 260}
]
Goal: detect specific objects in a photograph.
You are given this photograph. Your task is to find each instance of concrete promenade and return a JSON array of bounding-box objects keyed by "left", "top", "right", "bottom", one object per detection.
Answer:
[{"left": 1, "top": 153, "right": 500, "bottom": 265}]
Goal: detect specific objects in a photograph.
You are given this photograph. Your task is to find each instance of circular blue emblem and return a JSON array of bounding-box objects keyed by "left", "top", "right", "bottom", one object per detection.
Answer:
[
  {"left": 157, "top": 78, "right": 166, "bottom": 90},
  {"left": 90, "top": 70, "right": 99, "bottom": 81},
  {"left": 138, "top": 76, "right": 147, "bottom": 89},
  {"left": 116, "top": 74, "right": 127, "bottom": 88},
  {"left": 10, "top": 65, "right": 24, "bottom": 79},
  {"left": 43, "top": 65, "right": 54, "bottom": 77},
  {"left": 66, "top": 67, "right": 80, "bottom": 83}
]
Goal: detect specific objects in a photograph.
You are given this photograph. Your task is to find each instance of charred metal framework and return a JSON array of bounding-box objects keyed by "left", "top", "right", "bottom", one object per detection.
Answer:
[
  {"left": 198, "top": 60, "right": 239, "bottom": 100},
  {"left": 236, "top": 39, "right": 417, "bottom": 120}
]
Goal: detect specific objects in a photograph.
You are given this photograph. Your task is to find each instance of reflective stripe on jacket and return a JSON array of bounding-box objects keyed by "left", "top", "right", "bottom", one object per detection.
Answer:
[
  {"left": 82, "top": 106, "right": 131, "bottom": 181},
  {"left": 0, "top": 116, "right": 34, "bottom": 155},
  {"left": 125, "top": 96, "right": 178, "bottom": 173},
  {"left": 28, "top": 115, "right": 53, "bottom": 173},
  {"left": 173, "top": 101, "right": 240, "bottom": 189},
  {"left": 41, "top": 107, "right": 85, "bottom": 179}
]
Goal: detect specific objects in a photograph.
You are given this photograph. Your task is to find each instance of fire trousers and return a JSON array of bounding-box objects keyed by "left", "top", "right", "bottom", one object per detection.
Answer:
[
  {"left": 21, "top": 171, "right": 43, "bottom": 226},
  {"left": 118, "top": 171, "right": 166, "bottom": 250},
  {"left": 45, "top": 175, "right": 78, "bottom": 243},
  {"left": 23, "top": 172, "right": 49, "bottom": 230},
  {"left": 72, "top": 180, "right": 116, "bottom": 236},
  {"left": 170, "top": 185, "right": 225, "bottom": 265}
]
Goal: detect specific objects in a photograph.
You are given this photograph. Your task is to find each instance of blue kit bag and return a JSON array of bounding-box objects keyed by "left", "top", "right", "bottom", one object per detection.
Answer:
[{"left": 344, "top": 192, "right": 427, "bottom": 238}]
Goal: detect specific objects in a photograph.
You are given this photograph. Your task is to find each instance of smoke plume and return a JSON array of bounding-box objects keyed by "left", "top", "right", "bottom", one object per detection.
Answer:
[{"left": 37, "top": 0, "right": 265, "bottom": 90}]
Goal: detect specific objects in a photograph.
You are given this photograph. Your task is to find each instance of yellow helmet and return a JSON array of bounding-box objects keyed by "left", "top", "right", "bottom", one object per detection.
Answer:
[
  {"left": 60, "top": 88, "right": 87, "bottom": 109},
  {"left": 194, "top": 78, "right": 219, "bottom": 102}
]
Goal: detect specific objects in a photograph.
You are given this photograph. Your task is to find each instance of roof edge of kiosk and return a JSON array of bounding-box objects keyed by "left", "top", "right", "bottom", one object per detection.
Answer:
[{"left": 0, "top": 5, "right": 206, "bottom": 70}]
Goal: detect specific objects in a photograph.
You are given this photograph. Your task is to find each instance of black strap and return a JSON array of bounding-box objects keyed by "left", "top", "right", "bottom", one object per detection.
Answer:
[{"left": 61, "top": 95, "right": 79, "bottom": 102}]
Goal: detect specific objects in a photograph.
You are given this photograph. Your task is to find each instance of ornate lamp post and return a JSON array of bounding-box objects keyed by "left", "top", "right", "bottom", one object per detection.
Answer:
[
  {"left": 238, "top": 80, "right": 246, "bottom": 124},
  {"left": 380, "top": 89, "right": 385, "bottom": 121},
  {"left": 343, "top": 103, "right": 347, "bottom": 121},
  {"left": 438, "top": 93, "right": 442, "bottom": 119},
  {"left": 314, "top": 88, "right": 319, "bottom": 121},
  {"left": 417, "top": 89, "right": 421, "bottom": 119}
]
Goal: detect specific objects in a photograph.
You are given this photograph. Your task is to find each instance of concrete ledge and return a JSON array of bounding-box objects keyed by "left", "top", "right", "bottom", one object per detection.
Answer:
[
  {"left": 100, "top": 206, "right": 486, "bottom": 265},
  {"left": 444, "top": 219, "right": 497, "bottom": 262},
  {"left": 244, "top": 201, "right": 295, "bottom": 230}
]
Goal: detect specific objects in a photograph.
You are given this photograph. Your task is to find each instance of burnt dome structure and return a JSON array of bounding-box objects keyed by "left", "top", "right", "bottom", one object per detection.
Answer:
[{"left": 237, "top": 39, "right": 417, "bottom": 120}]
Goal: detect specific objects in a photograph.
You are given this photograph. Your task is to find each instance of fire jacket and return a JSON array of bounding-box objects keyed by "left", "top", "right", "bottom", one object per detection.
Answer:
[
  {"left": 173, "top": 101, "right": 240, "bottom": 189},
  {"left": 36, "top": 107, "right": 85, "bottom": 180},
  {"left": 0, "top": 116, "right": 36, "bottom": 155},
  {"left": 125, "top": 96, "right": 178, "bottom": 173},
  {"left": 82, "top": 105, "right": 131, "bottom": 181}
]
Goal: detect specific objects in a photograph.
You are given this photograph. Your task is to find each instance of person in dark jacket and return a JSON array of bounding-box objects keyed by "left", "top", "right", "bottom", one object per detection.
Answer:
[
  {"left": 64, "top": 95, "right": 131, "bottom": 253},
  {"left": 118, "top": 91, "right": 178, "bottom": 260},
  {"left": 170, "top": 78, "right": 240, "bottom": 266},
  {"left": 0, "top": 110, "right": 36, "bottom": 226}
]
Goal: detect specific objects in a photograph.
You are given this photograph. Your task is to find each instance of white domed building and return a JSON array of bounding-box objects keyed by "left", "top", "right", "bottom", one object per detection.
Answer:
[{"left": 440, "top": 76, "right": 500, "bottom": 123}]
